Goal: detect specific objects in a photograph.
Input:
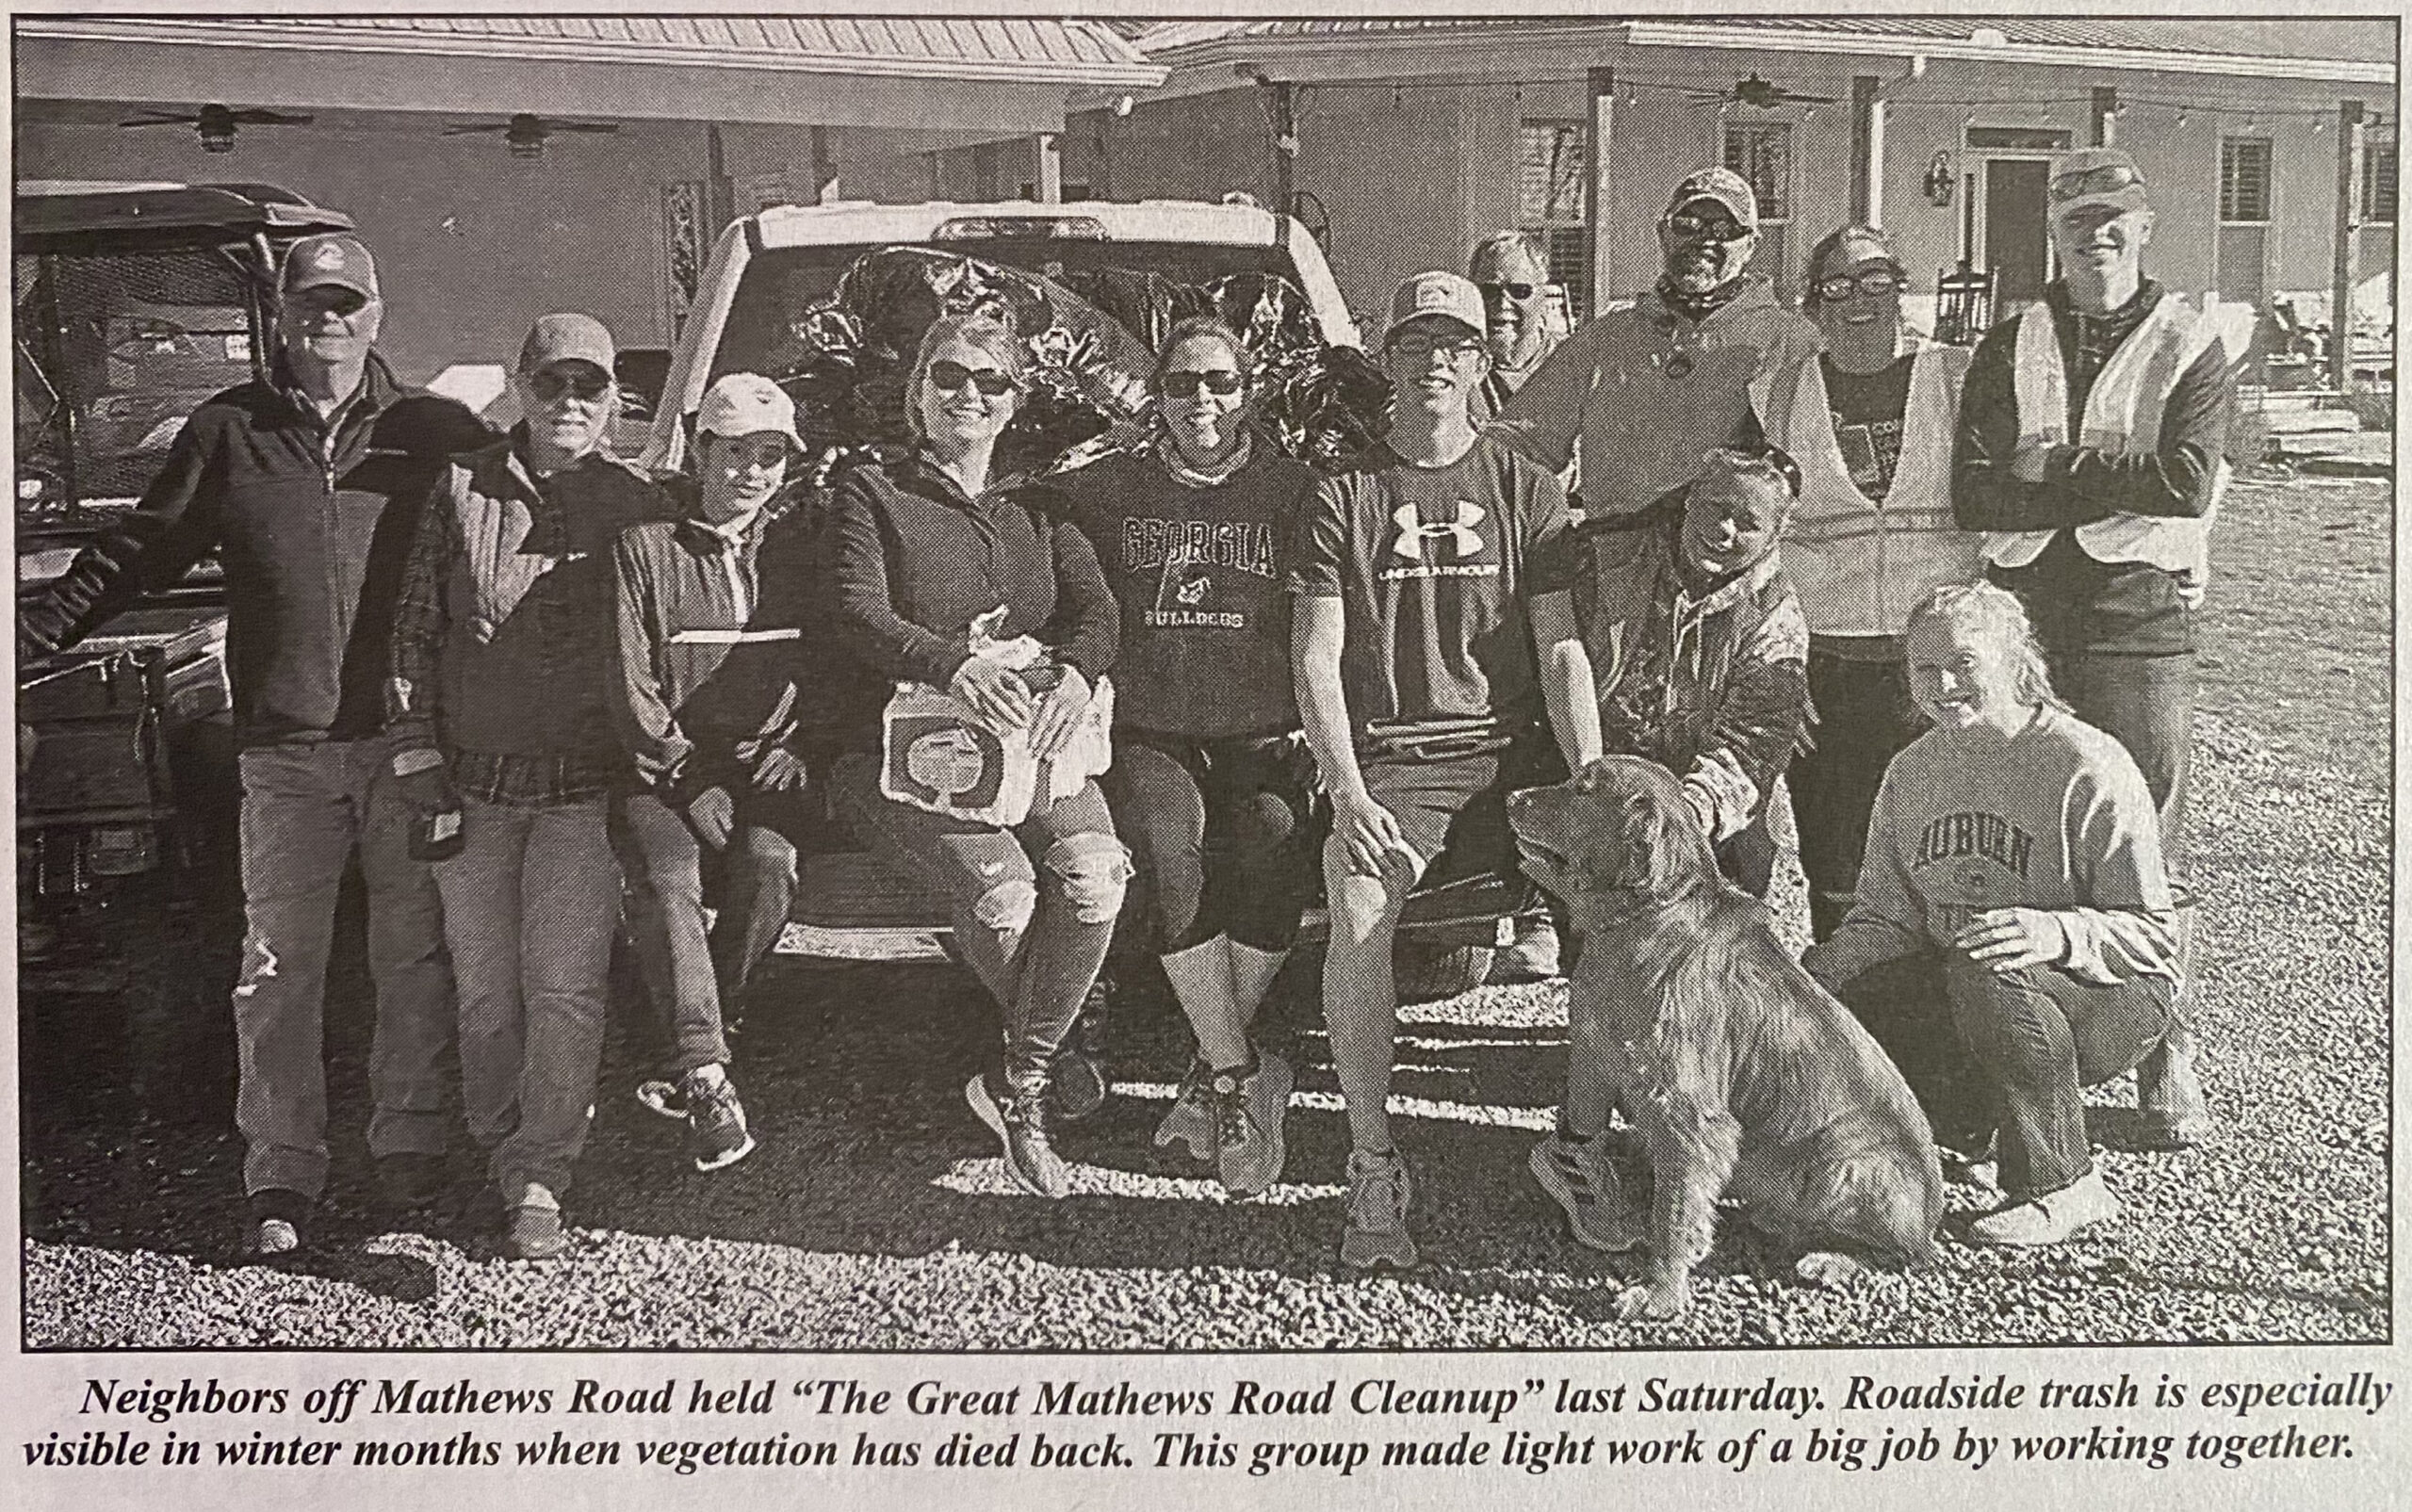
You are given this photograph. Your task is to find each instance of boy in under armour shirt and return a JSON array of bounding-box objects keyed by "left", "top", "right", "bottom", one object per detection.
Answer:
[{"left": 1290, "top": 271, "right": 1591, "bottom": 1270}]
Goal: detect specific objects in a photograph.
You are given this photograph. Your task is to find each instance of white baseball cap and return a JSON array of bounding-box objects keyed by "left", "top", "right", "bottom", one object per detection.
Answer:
[{"left": 695, "top": 372, "right": 805, "bottom": 447}]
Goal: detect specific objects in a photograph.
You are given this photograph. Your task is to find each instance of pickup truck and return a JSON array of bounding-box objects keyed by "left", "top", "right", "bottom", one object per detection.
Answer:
[{"left": 641, "top": 198, "right": 1534, "bottom": 999}]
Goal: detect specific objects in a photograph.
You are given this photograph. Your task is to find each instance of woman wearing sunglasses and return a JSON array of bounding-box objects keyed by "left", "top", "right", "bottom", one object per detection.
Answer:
[
  {"left": 1051, "top": 317, "right": 1320, "bottom": 1198},
  {"left": 822, "top": 312, "right": 1127, "bottom": 1200},
  {"left": 1761, "top": 225, "right": 1981, "bottom": 941}
]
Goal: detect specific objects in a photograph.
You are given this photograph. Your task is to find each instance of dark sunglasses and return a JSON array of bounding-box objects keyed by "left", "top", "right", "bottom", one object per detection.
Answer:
[
  {"left": 926, "top": 360, "right": 1018, "bottom": 398},
  {"left": 1814, "top": 268, "right": 1908, "bottom": 302},
  {"left": 1387, "top": 333, "right": 1486, "bottom": 360},
  {"left": 2050, "top": 163, "right": 2146, "bottom": 203},
  {"left": 527, "top": 368, "right": 611, "bottom": 403},
  {"left": 1476, "top": 281, "right": 1538, "bottom": 301},
  {"left": 1158, "top": 369, "right": 1246, "bottom": 399},
  {"left": 1666, "top": 211, "right": 1752, "bottom": 242}
]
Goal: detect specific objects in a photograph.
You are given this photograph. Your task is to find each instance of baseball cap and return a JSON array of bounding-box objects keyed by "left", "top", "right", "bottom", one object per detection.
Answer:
[
  {"left": 2050, "top": 147, "right": 2150, "bottom": 220},
  {"left": 1386, "top": 270, "right": 1486, "bottom": 340},
  {"left": 517, "top": 313, "right": 616, "bottom": 376},
  {"left": 696, "top": 372, "right": 805, "bottom": 448},
  {"left": 1665, "top": 167, "right": 1760, "bottom": 233},
  {"left": 281, "top": 233, "right": 380, "bottom": 301}
]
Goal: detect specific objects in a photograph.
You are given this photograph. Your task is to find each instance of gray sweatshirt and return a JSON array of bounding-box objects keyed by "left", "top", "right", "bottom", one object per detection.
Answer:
[{"left": 1805, "top": 704, "right": 2177, "bottom": 987}]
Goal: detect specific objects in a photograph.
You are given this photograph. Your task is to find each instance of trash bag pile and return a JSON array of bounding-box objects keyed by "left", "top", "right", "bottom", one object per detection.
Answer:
[{"left": 766, "top": 246, "right": 1392, "bottom": 488}]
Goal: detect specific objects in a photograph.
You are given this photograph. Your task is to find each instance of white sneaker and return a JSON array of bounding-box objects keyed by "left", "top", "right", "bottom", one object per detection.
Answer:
[{"left": 1969, "top": 1169, "right": 2121, "bottom": 1247}]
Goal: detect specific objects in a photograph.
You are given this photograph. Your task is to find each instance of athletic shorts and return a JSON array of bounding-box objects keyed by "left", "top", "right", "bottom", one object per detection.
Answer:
[{"left": 1359, "top": 735, "right": 1559, "bottom": 886}]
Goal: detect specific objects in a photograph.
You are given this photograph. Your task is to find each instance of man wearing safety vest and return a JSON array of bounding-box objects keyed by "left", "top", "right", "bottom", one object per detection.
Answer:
[{"left": 1950, "top": 146, "right": 2250, "bottom": 1151}]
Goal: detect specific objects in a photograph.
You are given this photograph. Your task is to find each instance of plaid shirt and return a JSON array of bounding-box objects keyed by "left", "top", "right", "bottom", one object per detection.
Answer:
[{"left": 388, "top": 433, "right": 667, "bottom": 805}]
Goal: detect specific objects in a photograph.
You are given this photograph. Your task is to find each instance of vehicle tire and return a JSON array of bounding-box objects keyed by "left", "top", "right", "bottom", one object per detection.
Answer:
[{"left": 1394, "top": 942, "right": 1494, "bottom": 1003}]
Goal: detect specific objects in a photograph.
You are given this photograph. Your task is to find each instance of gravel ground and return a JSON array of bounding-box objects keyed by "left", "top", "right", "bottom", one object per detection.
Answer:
[{"left": 19, "top": 477, "right": 2391, "bottom": 1350}]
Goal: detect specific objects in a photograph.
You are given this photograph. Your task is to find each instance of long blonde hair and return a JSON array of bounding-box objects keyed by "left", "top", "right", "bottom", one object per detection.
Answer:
[{"left": 1905, "top": 582, "right": 2069, "bottom": 712}]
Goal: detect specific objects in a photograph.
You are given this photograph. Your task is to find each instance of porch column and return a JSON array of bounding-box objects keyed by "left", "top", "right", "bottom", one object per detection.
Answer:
[
  {"left": 1034, "top": 131, "right": 1064, "bottom": 203},
  {"left": 809, "top": 125, "right": 838, "bottom": 203},
  {"left": 1586, "top": 66, "right": 1616, "bottom": 317},
  {"left": 2330, "top": 99, "right": 2366, "bottom": 394},
  {"left": 1850, "top": 75, "right": 1884, "bottom": 226},
  {"left": 2091, "top": 88, "right": 2118, "bottom": 148}
]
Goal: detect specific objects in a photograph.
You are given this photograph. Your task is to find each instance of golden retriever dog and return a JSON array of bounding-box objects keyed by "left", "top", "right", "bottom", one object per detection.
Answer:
[{"left": 1509, "top": 756, "right": 1944, "bottom": 1320}]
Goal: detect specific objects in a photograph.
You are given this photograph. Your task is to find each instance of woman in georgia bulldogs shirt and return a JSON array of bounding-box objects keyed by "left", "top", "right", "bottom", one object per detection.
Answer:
[{"left": 1051, "top": 317, "right": 1320, "bottom": 1200}]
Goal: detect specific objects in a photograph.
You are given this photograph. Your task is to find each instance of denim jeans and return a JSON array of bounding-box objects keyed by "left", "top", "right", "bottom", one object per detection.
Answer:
[
  {"left": 617, "top": 789, "right": 804, "bottom": 1077},
  {"left": 233, "top": 737, "right": 451, "bottom": 1199},
  {"left": 1832, "top": 950, "right": 2175, "bottom": 1201},
  {"left": 434, "top": 795, "right": 619, "bottom": 1201},
  {"left": 831, "top": 752, "right": 1130, "bottom": 1090},
  {"left": 1792, "top": 642, "right": 1928, "bottom": 938}
]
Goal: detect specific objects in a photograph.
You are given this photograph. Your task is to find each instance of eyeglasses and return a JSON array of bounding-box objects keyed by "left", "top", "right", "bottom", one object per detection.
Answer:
[
  {"left": 1158, "top": 369, "right": 1246, "bottom": 398},
  {"left": 1813, "top": 268, "right": 1908, "bottom": 302},
  {"left": 1666, "top": 211, "right": 1752, "bottom": 243},
  {"left": 1703, "top": 446, "right": 1803, "bottom": 499},
  {"left": 1386, "top": 333, "right": 1486, "bottom": 361},
  {"left": 927, "top": 360, "right": 1019, "bottom": 398},
  {"left": 1475, "top": 281, "right": 1538, "bottom": 301},
  {"left": 2050, "top": 163, "right": 2146, "bottom": 203},
  {"left": 527, "top": 368, "right": 612, "bottom": 403}
]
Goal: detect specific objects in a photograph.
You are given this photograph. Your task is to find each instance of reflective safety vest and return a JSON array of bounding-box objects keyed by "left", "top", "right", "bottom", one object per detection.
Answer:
[
  {"left": 1768, "top": 342, "right": 1981, "bottom": 638},
  {"left": 1984, "top": 294, "right": 2249, "bottom": 587}
]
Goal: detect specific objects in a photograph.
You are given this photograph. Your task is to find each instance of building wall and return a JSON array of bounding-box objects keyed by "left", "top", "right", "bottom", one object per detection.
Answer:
[{"left": 1097, "top": 53, "right": 2380, "bottom": 333}]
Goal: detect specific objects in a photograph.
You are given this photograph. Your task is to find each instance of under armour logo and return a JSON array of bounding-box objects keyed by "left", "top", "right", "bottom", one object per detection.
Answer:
[{"left": 1392, "top": 500, "right": 1486, "bottom": 561}]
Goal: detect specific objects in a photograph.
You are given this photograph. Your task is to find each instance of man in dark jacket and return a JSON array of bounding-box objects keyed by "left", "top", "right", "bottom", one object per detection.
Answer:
[{"left": 18, "top": 233, "right": 488, "bottom": 1256}]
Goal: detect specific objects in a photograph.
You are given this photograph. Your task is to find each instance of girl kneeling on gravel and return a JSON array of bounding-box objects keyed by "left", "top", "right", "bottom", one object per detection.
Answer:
[
  {"left": 822, "top": 312, "right": 1129, "bottom": 1200},
  {"left": 1802, "top": 581, "right": 2181, "bottom": 1247}
]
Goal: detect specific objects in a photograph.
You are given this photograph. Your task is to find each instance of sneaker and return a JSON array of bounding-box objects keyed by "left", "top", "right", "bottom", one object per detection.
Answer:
[
  {"left": 1211, "top": 1049, "right": 1294, "bottom": 1198},
  {"left": 373, "top": 1151, "right": 449, "bottom": 1213},
  {"left": 1341, "top": 1148, "right": 1419, "bottom": 1270},
  {"left": 243, "top": 1188, "right": 309, "bottom": 1260},
  {"left": 684, "top": 1065, "right": 757, "bottom": 1173},
  {"left": 1051, "top": 1047, "right": 1109, "bottom": 1125},
  {"left": 1528, "top": 1132, "right": 1641, "bottom": 1252},
  {"left": 1968, "top": 1169, "right": 2122, "bottom": 1247},
  {"left": 505, "top": 1205, "right": 567, "bottom": 1261},
  {"left": 967, "top": 1071, "right": 1071, "bottom": 1198},
  {"left": 635, "top": 1077, "right": 689, "bottom": 1121},
  {"left": 1154, "top": 1055, "right": 1216, "bottom": 1161}
]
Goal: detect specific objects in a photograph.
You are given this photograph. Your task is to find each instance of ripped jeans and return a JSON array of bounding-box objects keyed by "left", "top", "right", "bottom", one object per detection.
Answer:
[{"left": 832, "top": 753, "right": 1129, "bottom": 1092}]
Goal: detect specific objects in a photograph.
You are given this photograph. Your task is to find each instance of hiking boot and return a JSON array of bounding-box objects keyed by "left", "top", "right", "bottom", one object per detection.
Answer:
[
  {"left": 683, "top": 1065, "right": 757, "bottom": 1173},
  {"left": 1969, "top": 1169, "right": 2122, "bottom": 1247},
  {"left": 1154, "top": 1054, "right": 1216, "bottom": 1161},
  {"left": 505, "top": 1205, "right": 567, "bottom": 1261},
  {"left": 1341, "top": 1148, "right": 1419, "bottom": 1270},
  {"left": 243, "top": 1188, "right": 310, "bottom": 1260},
  {"left": 968, "top": 1071, "right": 1071, "bottom": 1198},
  {"left": 374, "top": 1151, "right": 449, "bottom": 1213},
  {"left": 1529, "top": 1132, "right": 1642, "bottom": 1252},
  {"left": 1211, "top": 1048, "right": 1294, "bottom": 1198}
]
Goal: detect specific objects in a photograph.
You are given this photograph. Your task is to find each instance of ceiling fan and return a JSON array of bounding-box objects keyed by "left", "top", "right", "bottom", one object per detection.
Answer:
[
  {"left": 445, "top": 113, "right": 620, "bottom": 159},
  {"left": 1671, "top": 74, "right": 1839, "bottom": 109},
  {"left": 120, "top": 104, "right": 314, "bottom": 154}
]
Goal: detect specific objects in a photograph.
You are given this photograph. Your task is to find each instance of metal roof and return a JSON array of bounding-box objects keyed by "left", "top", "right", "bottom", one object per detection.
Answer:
[
  {"left": 1137, "top": 15, "right": 2395, "bottom": 72},
  {"left": 19, "top": 15, "right": 1165, "bottom": 87}
]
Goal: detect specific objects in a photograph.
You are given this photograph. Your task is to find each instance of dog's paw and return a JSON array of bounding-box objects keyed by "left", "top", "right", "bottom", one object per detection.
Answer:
[
  {"left": 1614, "top": 1279, "right": 1689, "bottom": 1322},
  {"left": 1794, "top": 1250, "right": 1867, "bottom": 1290}
]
